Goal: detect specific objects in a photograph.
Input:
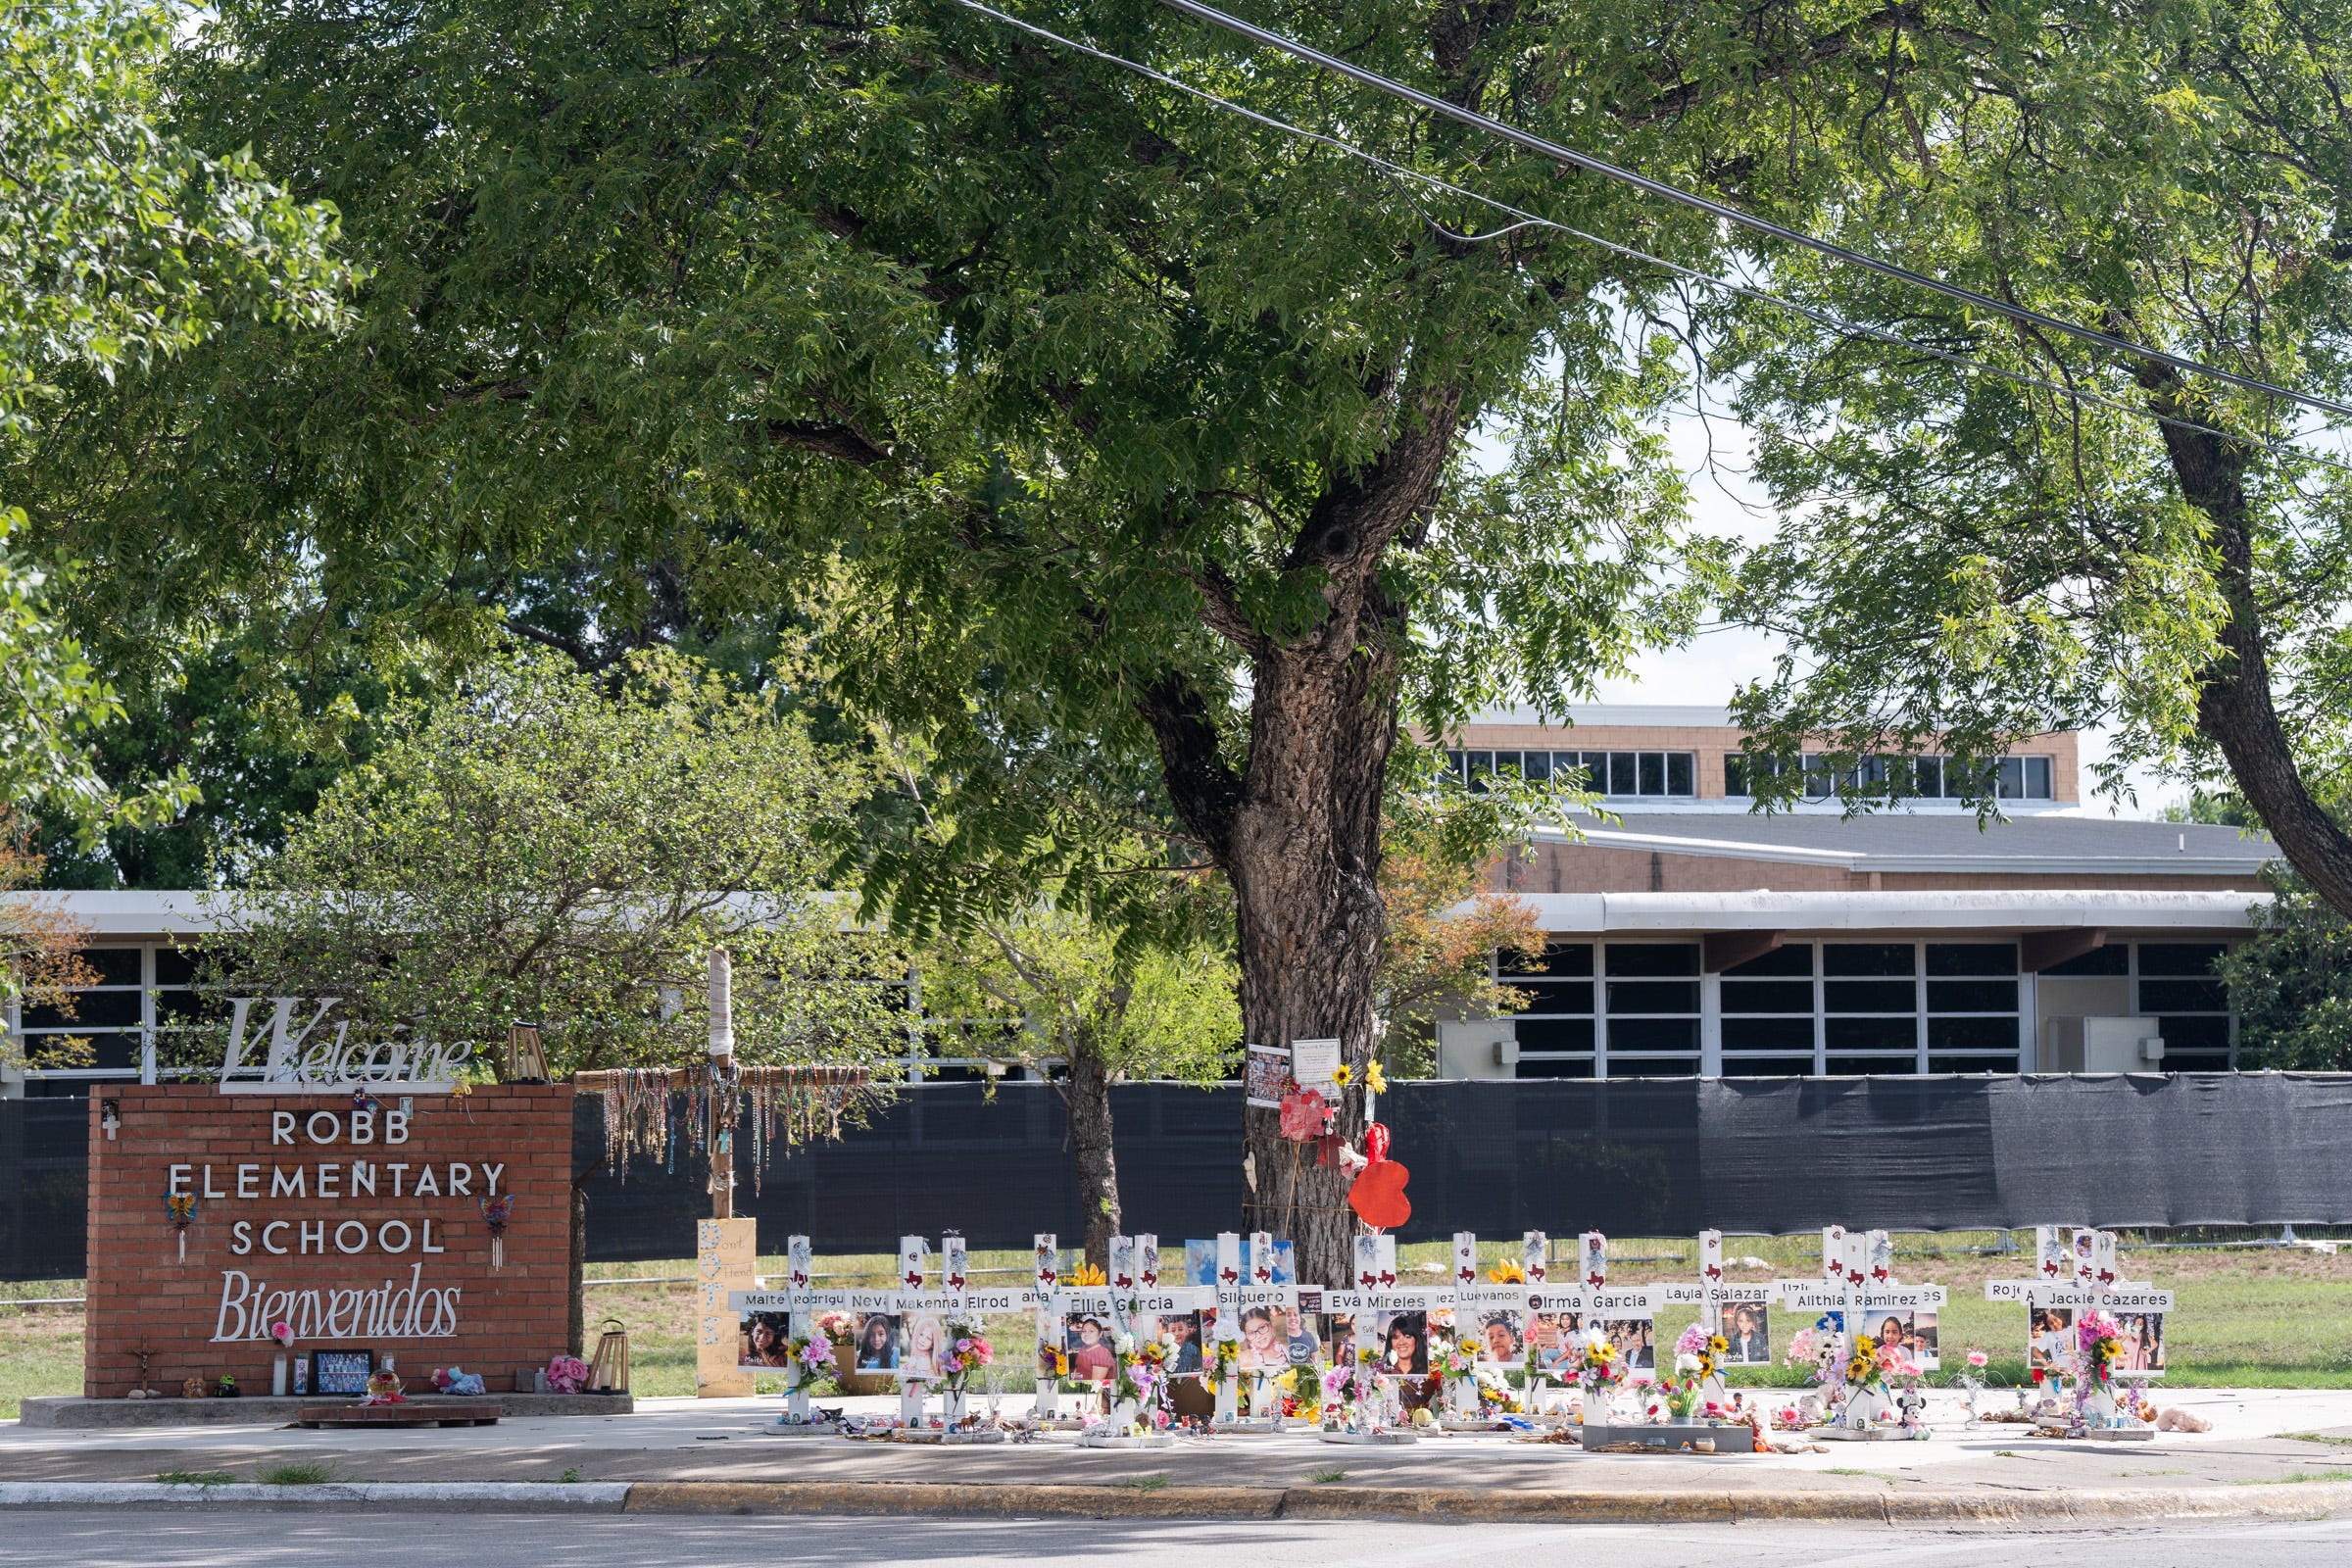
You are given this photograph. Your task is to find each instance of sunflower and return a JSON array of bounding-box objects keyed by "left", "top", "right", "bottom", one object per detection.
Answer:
[
  {"left": 1487, "top": 1258, "right": 1526, "bottom": 1284},
  {"left": 1067, "top": 1262, "right": 1107, "bottom": 1286},
  {"left": 1332, "top": 1063, "right": 1354, "bottom": 1088},
  {"left": 1366, "top": 1061, "right": 1388, "bottom": 1095}
]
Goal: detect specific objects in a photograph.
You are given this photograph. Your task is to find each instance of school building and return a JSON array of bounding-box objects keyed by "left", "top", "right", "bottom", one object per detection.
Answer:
[
  {"left": 2, "top": 707, "right": 2276, "bottom": 1098},
  {"left": 1433, "top": 706, "right": 2274, "bottom": 1081}
]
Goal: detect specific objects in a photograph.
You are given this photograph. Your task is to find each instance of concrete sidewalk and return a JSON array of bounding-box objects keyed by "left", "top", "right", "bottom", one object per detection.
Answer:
[{"left": 7, "top": 1389, "right": 2352, "bottom": 1526}]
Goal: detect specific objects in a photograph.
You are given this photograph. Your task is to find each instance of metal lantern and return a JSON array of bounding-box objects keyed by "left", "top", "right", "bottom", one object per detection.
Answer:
[{"left": 586, "top": 1318, "right": 631, "bottom": 1395}]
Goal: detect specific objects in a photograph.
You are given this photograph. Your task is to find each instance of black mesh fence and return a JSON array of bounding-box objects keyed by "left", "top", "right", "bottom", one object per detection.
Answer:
[
  {"left": 0, "top": 1098, "right": 91, "bottom": 1282},
  {"left": 14, "top": 1075, "right": 2352, "bottom": 1278}
]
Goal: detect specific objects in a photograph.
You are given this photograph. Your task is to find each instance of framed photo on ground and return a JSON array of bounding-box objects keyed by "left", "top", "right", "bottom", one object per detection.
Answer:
[{"left": 308, "top": 1348, "right": 375, "bottom": 1396}]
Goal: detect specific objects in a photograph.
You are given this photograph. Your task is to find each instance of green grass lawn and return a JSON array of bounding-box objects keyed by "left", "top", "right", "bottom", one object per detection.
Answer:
[{"left": 9, "top": 1232, "right": 2350, "bottom": 1417}]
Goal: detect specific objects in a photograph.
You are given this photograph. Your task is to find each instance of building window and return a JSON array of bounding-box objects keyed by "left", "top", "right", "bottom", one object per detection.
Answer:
[
  {"left": 1505, "top": 942, "right": 1595, "bottom": 1079},
  {"left": 1726, "top": 753, "right": 2054, "bottom": 801},
  {"left": 1601, "top": 943, "right": 1700, "bottom": 1077},
  {"left": 2135, "top": 942, "right": 2232, "bottom": 1071},
  {"left": 1822, "top": 943, "right": 1919, "bottom": 1073},
  {"left": 1719, "top": 943, "right": 1819, "bottom": 1076},
  {"left": 1926, "top": 943, "right": 2020, "bottom": 1072},
  {"left": 1445, "top": 749, "right": 1696, "bottom": 799}
]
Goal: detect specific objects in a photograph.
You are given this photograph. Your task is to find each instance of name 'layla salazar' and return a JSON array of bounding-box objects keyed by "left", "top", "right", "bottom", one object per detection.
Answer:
[{"left": 214, "top": 1262, "right": 462, "bottom": 1343}]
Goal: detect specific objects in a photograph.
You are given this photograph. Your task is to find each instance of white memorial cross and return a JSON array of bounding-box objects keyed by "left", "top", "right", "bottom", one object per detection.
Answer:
[
  {"left": 1986, "top": 1227, "right": 2174, "bottom": 1423},
  {"left": 1211, "top": 1231, "right": 1245, "bottom": 1421},
  {"left": 1779, "top": 1228, "right": 1945, "bottom": 1428},
  {"left": 1032, "top": 1232, "right": 1062, "bottom": 1418},
  {"left": 1655, "top": 1230, "right": 1738, "bottom": 1411},
  {"left": 897, "top": 1235, "right": 930, "bottom": 1424}
]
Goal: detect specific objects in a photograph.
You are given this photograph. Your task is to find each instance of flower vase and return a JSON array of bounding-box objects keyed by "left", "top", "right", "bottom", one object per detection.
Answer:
[
  {"left": 272, "top": 1355, "right": 289, "bottom": 1397},
  {"left": 943, "top": 1390, "right": 968, "bottom": 1427}
]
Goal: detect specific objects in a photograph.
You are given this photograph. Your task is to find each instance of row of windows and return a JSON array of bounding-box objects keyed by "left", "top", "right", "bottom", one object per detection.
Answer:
[
  {"left": 1442, "top": 750, "right": 1696, "bottom": 798},
  {"left": 1502, "top": 940, "right": 2230, "bottom": 1077},
  {"left": 1725, "top": 754, "right": 2056, "bottom": 801}
]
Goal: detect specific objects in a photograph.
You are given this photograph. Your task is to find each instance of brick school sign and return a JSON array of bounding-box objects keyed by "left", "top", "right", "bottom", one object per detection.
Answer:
[{"left": 84, "top": 1084, "right": 571, "bottom": 1397}]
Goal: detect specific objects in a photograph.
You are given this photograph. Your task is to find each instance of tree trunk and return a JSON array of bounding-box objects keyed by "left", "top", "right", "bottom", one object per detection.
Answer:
[
  {"left": 1066, "top": 1042, "right": 1122, "bottom": 1272},
  {"left": 567, "top": 1150, "right": 607, "bottom": 1359},
  {"left": 2139, "top": 367, "right": 2352, "bottom": 917},
  {"left": 1230, "top": 644, "right": 1398, "bottom": 1288},
  {"left": 1140, "top": 397, "right": 1458, "bottom": 1288}
]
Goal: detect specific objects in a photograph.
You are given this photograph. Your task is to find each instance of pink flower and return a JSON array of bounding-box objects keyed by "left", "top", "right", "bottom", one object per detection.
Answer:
[
  {"left": 270, "top": 1321, "right": 294, "bottom": 1348},
  {"left": 1966, "top": 1350, "right": 1989, "bottom": 1369}
]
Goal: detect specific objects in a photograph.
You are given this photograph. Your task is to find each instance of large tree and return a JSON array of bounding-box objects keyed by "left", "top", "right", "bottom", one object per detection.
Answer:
[
  {"left": 0, "top": 0, "right": 346, "bottom": 830},
  {"left": 1712, "top": 2, "right": 2352, "bottom": 916},
  {"left": 32, "top": 0, "right": 2097, "bottom": 1280}
]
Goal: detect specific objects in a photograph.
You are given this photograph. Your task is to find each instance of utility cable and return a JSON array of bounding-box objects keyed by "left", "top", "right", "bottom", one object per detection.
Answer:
[
  {"left": 948, "top": 0, "right": 2352, "bottom": 478},
  {"left": 1152, "top": 0, "right": 2352, "bottom": 424}
]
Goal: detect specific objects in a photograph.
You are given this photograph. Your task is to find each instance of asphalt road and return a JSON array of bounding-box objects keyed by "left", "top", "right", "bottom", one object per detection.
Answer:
[{"left": 5, "top": 1512, "right": 2351, "bottom": 1567}]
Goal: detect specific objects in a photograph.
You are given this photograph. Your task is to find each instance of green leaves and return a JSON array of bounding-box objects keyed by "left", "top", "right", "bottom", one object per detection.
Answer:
[
  {"left": 0, "top": 0, "right": 348, "bottom": 830},
  {"left": 197, "top": 648, "right": 907, "bottom": 1075},
  {"left": 1707, "top": 0, "right": 2352, "bottom": 813}
]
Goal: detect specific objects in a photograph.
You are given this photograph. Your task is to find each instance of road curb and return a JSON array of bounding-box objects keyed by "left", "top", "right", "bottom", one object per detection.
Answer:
[
  {"left": 616, "top": 1478, "right": 2352, "bottom": 1526},
  {"left": 3, "top": 1477, "right": 2349, "bottom": 1524},
  {"left": 0, "top": 1481, "right": 631, "bottom": 1511}
]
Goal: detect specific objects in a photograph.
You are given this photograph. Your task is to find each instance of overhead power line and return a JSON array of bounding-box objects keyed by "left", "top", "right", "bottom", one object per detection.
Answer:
[
  {"left": 1150, "top": 0, "right": 2352, "bottom": 425},
  {"left": 948, "top": 0, "right": 2352, "bottom": 477}
]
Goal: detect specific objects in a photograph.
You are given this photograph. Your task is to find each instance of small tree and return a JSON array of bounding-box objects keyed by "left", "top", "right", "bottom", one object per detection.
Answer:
[
  {"left": 2221, "top": 871, "right": 2352, "bottom": 1071},
  {"left": 200, "top": 647, "right": 907, "bottom": 1348},
  {"left": 919, "top": 902, "right": 1239, "bottom": 1272},
  {"left": 0, "top": 808, "right": 96, "bottom": 1073},
  {"left": 1374, "top": 823, "right": 1545, "bottom": 1078}
]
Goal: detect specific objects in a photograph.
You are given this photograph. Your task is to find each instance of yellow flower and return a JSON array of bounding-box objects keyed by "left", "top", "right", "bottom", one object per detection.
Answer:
[
  {"left": 1366, "top": 1061, "right": 1388, "bottom": 1095},
  {"left": 1707, "top": 1335, "right": 1729, "bottom": 1357},
  {"left": 1487, "top": 1258, "right": 1526, "bottom": 1284},
  {"left": 1067, "top": 1262, "right": 1106, "bottom": 1286},
  {"left": 1332, "top": 1063, "right": 1354, "bottom": 1088}
]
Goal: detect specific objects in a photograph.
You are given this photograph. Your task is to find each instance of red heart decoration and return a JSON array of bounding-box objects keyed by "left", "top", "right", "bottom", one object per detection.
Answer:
[{"left": 1348, "top": 1158, "right": 1412, "bottom": 1230}]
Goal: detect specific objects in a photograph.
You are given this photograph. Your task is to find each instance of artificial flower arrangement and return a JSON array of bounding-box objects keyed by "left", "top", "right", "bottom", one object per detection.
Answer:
[
  {"left": 2070, "top": 1309, "right": 2135, "bottom": 1424},
  {"left": 1274, "top": 1364, "right": 1320, "bottom": 1423},
  {"left": 1576, "top": 1335, "right": 1622, "bottom": 1393},
  {"left": 1065, "top": 1261, "right": 1108, "bottom": 1287},
  {"left": 1440, "top": 1336, "right": 1483, "bottom": 1383},
  {"left": 1317, "top": 1361, "right": 1361, "bottom": 1428},
  {"left": 1208, "top": 1337, "right": 1244, "bottom": 1393},
  {"left": 1109, "top": 1332, "right": 1172, "bottom": 1428},
  {"left": 545, "top": 1354, "right": 591, "bottom": 1395},
  {"left": 2077, "top": 1310, "right": 2126, "bottom": 1389},
  {"left": 1487, "top": 1257, "right": 1525, "bottom": 1285},
  {"left": 785, "top": 1331, "right": 839, "bottom": 1387},
  {"left": 935, "top": 1319, "right": 993, "bottom": 1394},
  {"left": 815, "top": 1309, "right": 857, "bottom": 1343}
]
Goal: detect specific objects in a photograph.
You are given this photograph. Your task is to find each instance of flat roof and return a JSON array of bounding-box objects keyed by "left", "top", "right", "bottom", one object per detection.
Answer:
[
  {"left": 1545, "top": 810, "right": 2275, "bottom": 877},
  {"left": 1516, "top": 888, "right": 2265, "bottom": 935}
]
